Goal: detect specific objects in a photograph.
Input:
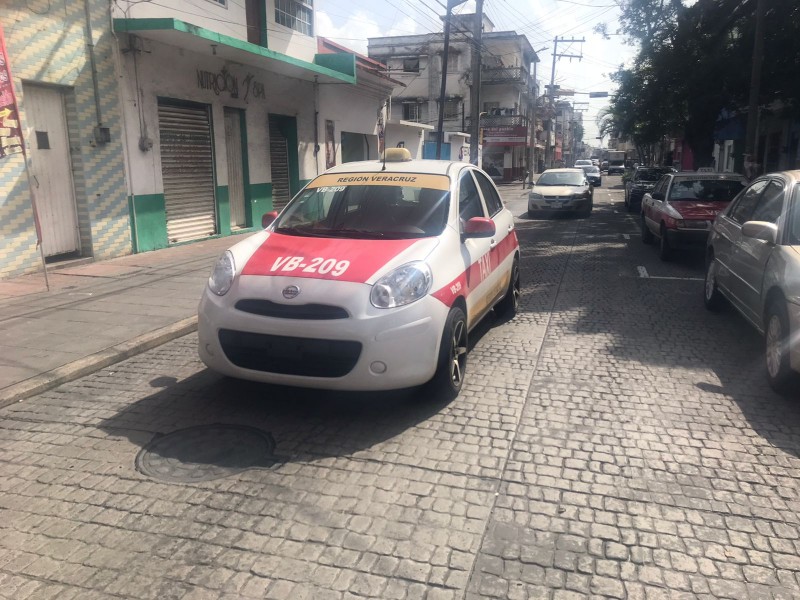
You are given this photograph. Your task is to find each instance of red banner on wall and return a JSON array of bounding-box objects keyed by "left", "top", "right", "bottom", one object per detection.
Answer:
[{"left": 0, "top": 24, "right": 23, "bottom": 158}]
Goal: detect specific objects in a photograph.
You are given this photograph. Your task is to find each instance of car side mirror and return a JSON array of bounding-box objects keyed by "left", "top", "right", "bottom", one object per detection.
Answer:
[
  {"left": 261, "top": 211, "right": 279, "bottom": 229},
  {"left": 742, "top": 220, "right": 778, "bottom": 244},
  {"left": 651, "top": 192, "right": 664, "bottom": 201},
  {"left": 462, "top": 217, "right": 495, "bottom": 239}
]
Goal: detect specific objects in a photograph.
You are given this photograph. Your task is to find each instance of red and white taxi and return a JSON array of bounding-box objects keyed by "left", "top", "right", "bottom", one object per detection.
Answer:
[
  {"left": 198, "top": 149, "right": 520, "bottom": 397},
  {"left": 641, "top": 171, "right": 747, "bottom": 260}
]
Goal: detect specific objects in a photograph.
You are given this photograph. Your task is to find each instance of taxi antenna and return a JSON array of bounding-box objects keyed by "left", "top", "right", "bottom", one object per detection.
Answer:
[{"left": 381, "top": 149, "right": 387, "bottom": 171}]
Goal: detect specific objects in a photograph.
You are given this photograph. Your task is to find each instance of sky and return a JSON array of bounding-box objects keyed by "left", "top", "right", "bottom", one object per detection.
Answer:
[{"left": 315, "top": 0, "right": 638, "bottom": 145}]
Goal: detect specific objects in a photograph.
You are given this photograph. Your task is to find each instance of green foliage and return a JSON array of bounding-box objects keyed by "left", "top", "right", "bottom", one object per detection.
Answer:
[{"left": 598, "top": 0, "right": 800, "bottom": 168}]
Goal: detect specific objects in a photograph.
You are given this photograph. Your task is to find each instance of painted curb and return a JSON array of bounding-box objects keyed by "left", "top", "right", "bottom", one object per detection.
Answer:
[{"left": 0, "top": 316, "right": 198, "bottom": 410}]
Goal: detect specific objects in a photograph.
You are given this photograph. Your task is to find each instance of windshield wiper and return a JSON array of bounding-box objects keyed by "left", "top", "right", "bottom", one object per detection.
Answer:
[
  {"left": 330, "top": 228, "right": 386, "bottom": 239},
  {"left": 274, "top": 225, "right": 331, "bottom": 237}
]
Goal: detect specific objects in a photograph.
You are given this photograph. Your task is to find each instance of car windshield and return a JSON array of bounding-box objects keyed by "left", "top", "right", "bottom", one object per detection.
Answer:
[
  {"left": 537, "top": 171, "right": 585, "bottom": 186},
  {"left": 575, "top": 160, "right": 591, "bottom": 166},
  {"left": 273, "top": 175, "right": 451, "bottom": 239},
  {"left": 581, "top": 166, "right": 600, "bottom": 174},
  {"left": 668, "top": 178, "right": 746, "bottom": 202},
  {"left": 637, "top": 168, "right": 672, "bottom": 181}
]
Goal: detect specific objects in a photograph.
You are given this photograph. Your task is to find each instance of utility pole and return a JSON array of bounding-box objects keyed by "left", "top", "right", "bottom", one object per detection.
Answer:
[
  {"left": 436, "top": 0, "right": 468, "bottom": 159},
  {"left": 469, "top": 0, "right": 484, "bottom": 165},
  {"left": 543, "top": 36, "right": 583, "bottom": 170},
  {"left": 744, "top": 0, "right": 764, "bottom": 178},
  {"left": 526, "top": 52, "right": 541, "bottom": 186}
]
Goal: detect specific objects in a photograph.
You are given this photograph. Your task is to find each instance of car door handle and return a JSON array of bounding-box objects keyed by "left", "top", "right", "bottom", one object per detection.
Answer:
[
  {"left": 507, "top": 225, "right": 513, "bottom": 232},
  {"left": 490, "top": 239, "right": 497, "bottom": 248}
]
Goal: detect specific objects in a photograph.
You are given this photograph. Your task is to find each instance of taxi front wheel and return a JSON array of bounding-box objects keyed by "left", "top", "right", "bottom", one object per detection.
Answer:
[{"left": 430, "top": 307, "right": 468, "bottom": 400}]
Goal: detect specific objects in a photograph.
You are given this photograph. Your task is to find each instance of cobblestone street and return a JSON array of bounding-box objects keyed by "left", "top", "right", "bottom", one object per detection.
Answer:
[{"left": 2, "top": 180, "right": 800, "bottom": 599}]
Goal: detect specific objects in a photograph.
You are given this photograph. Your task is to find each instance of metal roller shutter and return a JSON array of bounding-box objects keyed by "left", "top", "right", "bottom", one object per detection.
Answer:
[
  {"left": 158, "top": 102, "right": 217, "bottom": 243},
  {"left": 268, "top": 115, "right": 290, "bottom": 211}
]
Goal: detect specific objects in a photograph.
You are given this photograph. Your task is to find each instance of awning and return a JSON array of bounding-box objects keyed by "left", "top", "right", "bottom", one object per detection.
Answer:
[{"left": 113, "top": 18, "right": 356, "bottom": 85}]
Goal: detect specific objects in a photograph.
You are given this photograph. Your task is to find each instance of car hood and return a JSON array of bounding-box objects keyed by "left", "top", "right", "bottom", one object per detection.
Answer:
[
  {"left": 239, "top": 231, "right": 440, "bottom": 284},
  {"left": 532, "top": 185, "right": 586, "bottom": 196},
  {"left": 671, "top": 200, "right": 729, "bottom": 220}
]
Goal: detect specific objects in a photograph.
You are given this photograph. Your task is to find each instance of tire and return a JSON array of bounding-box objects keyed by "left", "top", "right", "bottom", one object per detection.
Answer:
[
  {"left": 626, "top": 195, "right": 636, "bottom": 213},
  {"left": 658, "top": 225, "right": 672, "bottom": 261},
  {"left": 581, "top": 202, "right": 593, "bottom": 218},
  {"left": 703, "top": 255, "right": 726, "bottom": 311},
  {"left": 765, "top": 300, "right": 798, "bottom": 395},
  {"left": 495, "top": 258, "right": 520, "bottom": 318},
  {"left": 430, "top": 307, "right": 468, "bottom": 400},
  {"left": 641, "top": 215, "right": 654, "bottom": 244}
]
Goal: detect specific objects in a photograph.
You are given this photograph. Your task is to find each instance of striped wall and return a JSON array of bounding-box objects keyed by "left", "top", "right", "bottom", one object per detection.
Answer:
[{"left": 0, "top": 0, "right": 130, "bottom": 279}]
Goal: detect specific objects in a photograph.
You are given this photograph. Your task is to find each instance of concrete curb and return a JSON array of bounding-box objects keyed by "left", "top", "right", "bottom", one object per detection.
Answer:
[{"left": 0, "top": 316, "right": 198, "bottom": 410}]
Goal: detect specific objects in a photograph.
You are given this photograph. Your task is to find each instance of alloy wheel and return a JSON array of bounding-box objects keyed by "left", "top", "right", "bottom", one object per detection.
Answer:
[
  {"left": 449, "top": 319, "right": 468, "bottom": 387},
  {"left": 705, "top": 261, "right": 717, "bottom": 301},
  {"left": 766, "top": 314, "right": 783, "bottom": 379}
]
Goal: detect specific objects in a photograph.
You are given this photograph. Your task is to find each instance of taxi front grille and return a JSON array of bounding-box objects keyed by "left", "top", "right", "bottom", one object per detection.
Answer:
[
  {"left": 235, "top": 299, "right": 349, "bottom": 320},
  {"left": 218, "top": 329, "right": 361, "bottom": 377}
]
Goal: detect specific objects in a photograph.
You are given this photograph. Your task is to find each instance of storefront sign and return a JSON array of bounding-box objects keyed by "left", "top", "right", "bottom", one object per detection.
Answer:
[
  {"left": 483, "top": 125, "right": 527, "bottom": 147},
  {"left": 0, "top": 26, "right": 22, "bottom": 158},
  {"left": 197, "top": 67, "right": 265, "bottom": 102}
]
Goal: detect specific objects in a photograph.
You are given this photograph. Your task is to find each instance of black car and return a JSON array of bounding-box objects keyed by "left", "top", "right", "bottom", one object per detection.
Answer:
[
  {"left": 580, "top": 165, "right": 602, "bottom": 187},
  {"left": 624, "top": 166, "right": 675, "bottom": 212}
]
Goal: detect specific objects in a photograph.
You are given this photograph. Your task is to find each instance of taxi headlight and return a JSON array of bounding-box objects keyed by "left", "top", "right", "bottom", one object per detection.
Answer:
[
  {"left": 370, "top": 261, "right": 432, "bottom": 309},
  {"left": 208, "top": 251, "right": 235, "bottom": 296},
  {"left": 529, "top": 192, "right": 543, "bottom": 200}
]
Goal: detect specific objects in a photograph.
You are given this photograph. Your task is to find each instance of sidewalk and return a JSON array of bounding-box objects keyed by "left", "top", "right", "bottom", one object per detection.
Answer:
[{"left": 0, "top": 235, "right": 241, "bottom": 408}]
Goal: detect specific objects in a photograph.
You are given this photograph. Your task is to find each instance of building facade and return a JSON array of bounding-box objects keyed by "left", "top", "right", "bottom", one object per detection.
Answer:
[
  {"left": 1, "top": 0, "right": 395, "bottom": 278},
  {"left": 367, "top": 14, "right": 539, "bottom": 181},
  {"left": 0, "top": 0, "right": 131, "bottom": 278}
]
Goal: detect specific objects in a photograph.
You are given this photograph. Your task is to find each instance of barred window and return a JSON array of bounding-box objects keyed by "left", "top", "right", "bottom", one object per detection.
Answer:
[
  {"left": 275, "top": 0, "right": 313, "bottom": 36},
  {"left": 403, "top": 103, "right": 420, "bottom": 122},
  {"left": 443, "top": 99, "right": 460, "bottom": 120}
]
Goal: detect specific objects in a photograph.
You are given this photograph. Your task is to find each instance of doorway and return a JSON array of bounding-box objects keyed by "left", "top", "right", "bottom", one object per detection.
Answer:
[{"left": 23, "top": 83, "right": 80, "bottom": 258}]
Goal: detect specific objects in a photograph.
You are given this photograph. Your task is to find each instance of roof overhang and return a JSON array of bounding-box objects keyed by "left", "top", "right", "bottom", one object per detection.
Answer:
[
  {"left": 387, "top": 119, "right": 434, "bottom": 131},
  {"left": 113, "top": 18, "right": 356, "bottom": 85}
]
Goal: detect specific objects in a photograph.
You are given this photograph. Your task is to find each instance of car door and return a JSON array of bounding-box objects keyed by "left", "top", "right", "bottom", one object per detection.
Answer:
[
  {"left": 457, "top": 169, "right": 494, "bottom": 327},
  {"left": 473, "top": 169, "right": 515, "bottom": 304},
  {"left": 644, "top": 176, "right": 669, "bottom": 234},
  {"left": 715, "top": 178, "right": 769, "bottom": 308},
  {"left": 731, "top": 178, "right": 787, "bottom": 326}
]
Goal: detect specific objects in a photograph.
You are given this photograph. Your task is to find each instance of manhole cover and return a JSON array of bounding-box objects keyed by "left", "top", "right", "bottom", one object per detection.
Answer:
[{"left": 136, "top": 424, "right": 277, "bottom": 483}]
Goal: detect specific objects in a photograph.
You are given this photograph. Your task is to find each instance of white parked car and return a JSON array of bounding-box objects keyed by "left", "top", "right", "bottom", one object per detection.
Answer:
[{"left": 198, "top": 149, "right": 521, "bottom": 398}]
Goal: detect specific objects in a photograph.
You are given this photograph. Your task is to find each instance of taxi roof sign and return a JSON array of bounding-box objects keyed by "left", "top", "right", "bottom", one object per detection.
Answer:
[{"left": 382, "top": 148, "right": 412, "bottom": 162}]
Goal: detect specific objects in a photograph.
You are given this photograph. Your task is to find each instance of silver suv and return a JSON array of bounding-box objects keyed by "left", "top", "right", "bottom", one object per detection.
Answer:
[{"left": 704, "top": 170, "right": 800, "bottom": 393}]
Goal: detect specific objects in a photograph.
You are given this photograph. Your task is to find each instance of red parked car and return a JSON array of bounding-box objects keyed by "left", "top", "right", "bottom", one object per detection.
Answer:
[{"left": 641, "top": 171, "right": 747, "bottom": 260}]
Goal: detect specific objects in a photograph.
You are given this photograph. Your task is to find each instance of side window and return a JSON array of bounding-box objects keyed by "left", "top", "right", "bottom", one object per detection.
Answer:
[
  {"left": 653, "top": 177, "right": 668, "bottom": 198},
  {"left": 789, "top": 184, "right": 800, "bottom": 245},
  {"left": 750, "top": 180, "right": 785, "bottom": 224},
  {"left": 458, "top": 171, "right": 485, "bottom": 222},
  {"left": 729, "top": 180, "right": 768, "bottom": 224},
  {"left": 473, "top": 170, "right": 503, "bottom": 215}
]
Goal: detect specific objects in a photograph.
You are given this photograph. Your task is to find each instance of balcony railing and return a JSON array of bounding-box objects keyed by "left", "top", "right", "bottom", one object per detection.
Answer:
[
  {"left": 465, "top": 114, "right": 530, "bottom": 129},
  {"left": 481, "top": 67, "right": 536, "bottom": 94}
]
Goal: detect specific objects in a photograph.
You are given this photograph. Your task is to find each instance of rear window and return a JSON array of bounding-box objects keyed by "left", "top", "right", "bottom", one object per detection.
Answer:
[
  {"left": 274, "top": 172, "right": 451, "bottom": 239},
  {"left": 668, "top": 178, "right": 746, "bottom": 202},
  {"left": 636, "top": 168, "right": 672, "bottom": 181},
  {"left": 537, "top": 171, "right": 585, "bottom": 186}
]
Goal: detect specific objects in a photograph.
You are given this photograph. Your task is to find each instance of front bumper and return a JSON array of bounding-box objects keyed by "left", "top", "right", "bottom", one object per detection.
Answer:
[
  {"left": 665, "top": 227, "right": 710, "bottom": 248},
  {"left": 528, "top": 197, "right": 591, "bottom": 213},
  {"left": 198, "top": 275, "right": 448, "bottom": 391}
]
